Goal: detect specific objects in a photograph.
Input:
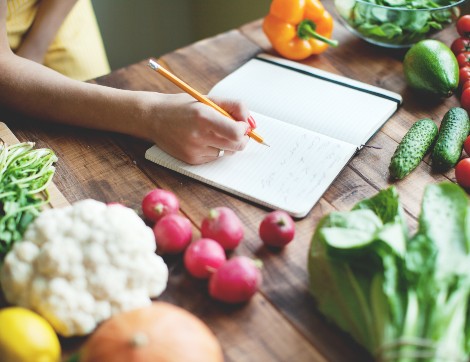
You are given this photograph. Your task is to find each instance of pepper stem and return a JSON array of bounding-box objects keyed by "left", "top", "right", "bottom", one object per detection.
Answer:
[{"left": 297, "top": 19, "right": 338, "bottom": 47}]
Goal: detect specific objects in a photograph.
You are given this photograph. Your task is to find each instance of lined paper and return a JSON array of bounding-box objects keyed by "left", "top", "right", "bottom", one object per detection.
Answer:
[
  {"left": 209, "top": 55, "right": 401, "bottom": 146},
  {"left": 146, "top": 112, "right": 356, "bottom": 217}
]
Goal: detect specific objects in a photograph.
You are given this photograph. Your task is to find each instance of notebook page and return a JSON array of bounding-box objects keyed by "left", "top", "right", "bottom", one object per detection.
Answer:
[
  {"left": 145, "top": 112, "right": 356, "bottom": 217},
  {"left": 209, "top": 55, "right": 401, "bottom": 147}
]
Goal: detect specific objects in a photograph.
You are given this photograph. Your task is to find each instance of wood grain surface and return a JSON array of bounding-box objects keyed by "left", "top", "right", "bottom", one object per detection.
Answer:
[{"left": 1, "top": 1, "right": 467, "bottom": 361}]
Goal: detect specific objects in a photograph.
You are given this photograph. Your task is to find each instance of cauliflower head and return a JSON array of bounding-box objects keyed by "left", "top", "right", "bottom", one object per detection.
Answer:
[{"left": 0, "top": 199, "right": 168, "bottom": 337}]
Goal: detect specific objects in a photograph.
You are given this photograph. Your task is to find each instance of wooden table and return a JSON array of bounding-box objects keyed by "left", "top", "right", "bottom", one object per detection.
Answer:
[{"left": 4, "top": 2, "right": 464, "bottom": 361}]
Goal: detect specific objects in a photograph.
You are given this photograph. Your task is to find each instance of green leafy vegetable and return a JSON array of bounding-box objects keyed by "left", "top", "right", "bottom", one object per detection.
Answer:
[
  {"left": 336, "top": 0, "right": 461, "bottom": 46},
  {"left": 0, "top": 142, "right": 57, "bottom": 258},
  {"left": 308, "top": 182, "right": 470, "bottom": 361}
]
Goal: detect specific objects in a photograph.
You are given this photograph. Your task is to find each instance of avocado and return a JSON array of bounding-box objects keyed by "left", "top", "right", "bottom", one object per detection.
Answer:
[
  {"left": 432, "top": 107, "right": 470, "bottom": 171},
  {"left": 403, "top": 40, "right": 459, "bottom": 98},
  {"left": 389, "top": 118, "right": 438, "bottom": 180}
]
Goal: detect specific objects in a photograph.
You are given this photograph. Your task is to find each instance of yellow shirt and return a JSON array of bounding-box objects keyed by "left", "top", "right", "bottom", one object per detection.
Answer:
[{"left": 6, "top": 0, "right": 110, "bottom": 80}]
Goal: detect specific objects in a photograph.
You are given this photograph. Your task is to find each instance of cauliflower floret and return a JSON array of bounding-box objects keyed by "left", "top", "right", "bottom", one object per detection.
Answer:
[{"left": 0, "top": 199, "right": 168, "bottom": 337}]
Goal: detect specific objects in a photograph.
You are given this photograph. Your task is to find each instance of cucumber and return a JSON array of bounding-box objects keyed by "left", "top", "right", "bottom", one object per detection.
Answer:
[
  {"left": 389, "top": 118, "right": 438, "bottom": 180},
  {"left": 431, "top": 107, "right": 470, "bottom": 171}
]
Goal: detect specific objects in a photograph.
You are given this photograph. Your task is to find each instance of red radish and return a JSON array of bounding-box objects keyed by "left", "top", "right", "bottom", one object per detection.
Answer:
[
  {"left": 259, "top": 210, "right": 295, "bottom": 247},
  {"left": 184, "top": 238, "right": 227, "bottom": 279},
  {"left": 209, "top": 256, "right": 262, "bottom": 304},
  {"left": 201, "top": 207, "right": 244, "bottom": 250},
  {"left": 153, "top": 214, "right": 192, "bottom": 254},
  {"left": 142, "top": 189, "right": 179, "bottom": 222}
]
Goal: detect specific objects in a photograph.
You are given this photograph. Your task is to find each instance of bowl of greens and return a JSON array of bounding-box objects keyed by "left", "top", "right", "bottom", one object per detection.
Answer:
[{"left": 335, "top": 0, "right": 467, "bottom": 48}]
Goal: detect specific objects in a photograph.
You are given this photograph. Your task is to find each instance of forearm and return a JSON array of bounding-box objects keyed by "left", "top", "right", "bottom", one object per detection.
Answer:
[
  {"left": 0, "top": 0, "right": 251, "bottom": 165},
  {"left": 0, "top": 52, "right": 154, "bottom": 140},
  {"left": 16, "top": 0, "right": 79, "bottom": 62}
]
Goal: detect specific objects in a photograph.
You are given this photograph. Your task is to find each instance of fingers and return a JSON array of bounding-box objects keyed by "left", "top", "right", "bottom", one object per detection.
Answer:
[
  {"left": 209, "top": 96, "right": 257, "bottom": 129},
  {"left": 180, "top": 147, "right": 236, "bottom": 165},
  {"left": 193, "top": 98, "right": 253, "bottom": 161},
  {"left": 205, "top": 109, "right": 250, "bottom": 142},
  {"left": 202, "top": 99, "right": 256, "bottom": 146},
  {"left": 209, "top": 97, "right": 249, "bottom": 119},
  {"left": 207, "top": 131, "right": 249, "bottom": 153},
  {"left": 198, "top": 147, "right": 234, "bottom": 164}
]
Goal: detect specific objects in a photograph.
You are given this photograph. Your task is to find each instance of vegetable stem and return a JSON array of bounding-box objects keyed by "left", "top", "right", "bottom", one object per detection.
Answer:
[
  {"left": 130, "top": 332, "right": 149, "bottom": 348},
  {"left": 297, "top": 20, "right": 338, "bottom": 47}
]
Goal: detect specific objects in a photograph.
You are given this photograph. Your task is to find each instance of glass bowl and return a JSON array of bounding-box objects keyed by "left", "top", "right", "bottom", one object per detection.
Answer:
[{"left": 334, "top": 0, "right": 467, "bottom": 48}]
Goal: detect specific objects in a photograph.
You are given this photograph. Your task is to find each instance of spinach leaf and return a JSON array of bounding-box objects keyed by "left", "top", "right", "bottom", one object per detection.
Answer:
[{"left": 338, "top": 0, "right": 460, "bottom": 46}]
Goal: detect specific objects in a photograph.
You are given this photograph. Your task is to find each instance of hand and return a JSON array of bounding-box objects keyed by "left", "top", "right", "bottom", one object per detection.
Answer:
[{"left": 145, "top": 93, "right": 252, "bottom": 165}]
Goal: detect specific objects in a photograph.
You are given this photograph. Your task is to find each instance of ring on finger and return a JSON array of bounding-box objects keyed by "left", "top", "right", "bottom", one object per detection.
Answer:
[{"left": 217, "top": 148, "right": 225, "bottom": 158}]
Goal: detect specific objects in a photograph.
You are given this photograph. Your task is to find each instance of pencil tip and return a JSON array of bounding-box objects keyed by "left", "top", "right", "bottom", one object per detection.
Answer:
[{"left": 262, "top": 141, "right": 271, "bottom": 147}]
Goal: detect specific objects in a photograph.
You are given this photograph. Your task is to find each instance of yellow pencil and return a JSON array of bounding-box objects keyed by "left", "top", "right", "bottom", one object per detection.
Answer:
[{"left": 148, "top": 59, "right": 269, "bottom": 147}]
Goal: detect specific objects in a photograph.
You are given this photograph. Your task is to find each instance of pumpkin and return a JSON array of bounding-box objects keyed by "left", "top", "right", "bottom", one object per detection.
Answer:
[{"left": 79, "top": 302, "right": 223, "bottom": 362}]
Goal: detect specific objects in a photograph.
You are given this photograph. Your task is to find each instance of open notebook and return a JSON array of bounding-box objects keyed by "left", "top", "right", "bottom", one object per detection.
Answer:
[{"left": 145, "top": 54, "right": 402, "bottom": 218}]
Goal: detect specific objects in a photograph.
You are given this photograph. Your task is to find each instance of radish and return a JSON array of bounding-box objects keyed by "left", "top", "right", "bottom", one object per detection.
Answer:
[
  {"left": 201, "top": 207, "right": 244, "bottom": 250},
  {"left": 259, "top": 210, "right": 295, "bottom": 247},
  {"left": 208, "top": 256, "right": 262, "bottom": 304},
  {"left": 142, "top": 189, "right": 179, "bottom": 222},
  {"left": 184, "top": 238, "right": 227, "bottom": 279},
  {"left": 153, "top": 214, "right": 192, "bottom": 254}
]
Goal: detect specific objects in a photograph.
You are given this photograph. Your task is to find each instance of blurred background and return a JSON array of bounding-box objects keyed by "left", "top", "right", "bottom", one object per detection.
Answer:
[
  {"left": 91, "top": 0, "right": 470, "bottom": 71},
  {"left": 91, "top": 0, "right": 272, "bottom": 70}
]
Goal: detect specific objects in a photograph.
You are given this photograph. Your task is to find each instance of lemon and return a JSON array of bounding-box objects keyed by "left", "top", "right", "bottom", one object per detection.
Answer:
[
  {"left": 403, "top": 39, "right": 459, "bottom": 98},
  {"left": 0, "top": 307, "right": 61, "bottom": 362}
]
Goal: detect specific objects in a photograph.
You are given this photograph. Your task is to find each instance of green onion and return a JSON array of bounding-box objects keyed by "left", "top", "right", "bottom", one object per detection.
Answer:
[{"left": 0, "top": 141, "right": 57, "bottom": 258}]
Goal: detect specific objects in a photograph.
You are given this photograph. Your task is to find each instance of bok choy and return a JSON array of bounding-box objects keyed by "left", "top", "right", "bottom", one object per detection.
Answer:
[{"left": 308, "top": 183, "right": 470, "bottom": 361}]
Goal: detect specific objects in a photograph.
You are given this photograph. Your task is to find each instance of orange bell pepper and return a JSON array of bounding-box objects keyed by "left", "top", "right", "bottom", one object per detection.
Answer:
[{"left": 263, "top": 0, "right": 338, "bottom": 60}]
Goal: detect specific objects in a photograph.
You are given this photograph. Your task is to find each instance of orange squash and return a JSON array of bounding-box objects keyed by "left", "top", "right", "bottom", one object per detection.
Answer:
[{"left": 80, "top": 302, "right": 223, "bottom": 362}]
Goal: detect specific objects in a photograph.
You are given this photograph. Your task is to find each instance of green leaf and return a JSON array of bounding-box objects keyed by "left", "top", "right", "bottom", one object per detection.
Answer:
[
  {"left": 383, "top": 0, "right": 407, "bottom": 6},
  {"left": 418, "top": 183, "right": 470, "bottom": 259},
  {"left": 345, "top": 0, "right": 458, "bottom": 44},
  {"left": 405, "top": 234, "right": 436, "bottom": 285},
  {"left": 319, "top": 209, "right": 383, "bottom": 249},
  {"left": 432, "top": 9, "right": 452, "bottom": 22},
  {"left": 309, "top": 191, "right": 408, "bottom": 354},
  {"left": 308, "top": 182, "right": 470, "bottom": 360},
  {"left": 371, "top": 7, "right": 389, "bottom": 22},
  {"left": 353, "top": 186, "right": 402, "bottom": 225},
  {"left": 375, "top": 222, "right": 407, "bottom": 257}
]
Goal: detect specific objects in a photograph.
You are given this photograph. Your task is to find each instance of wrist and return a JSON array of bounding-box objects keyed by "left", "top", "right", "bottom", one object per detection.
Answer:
[{"left": 130, "top": 91, "right": 166, "bottom": 141}]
